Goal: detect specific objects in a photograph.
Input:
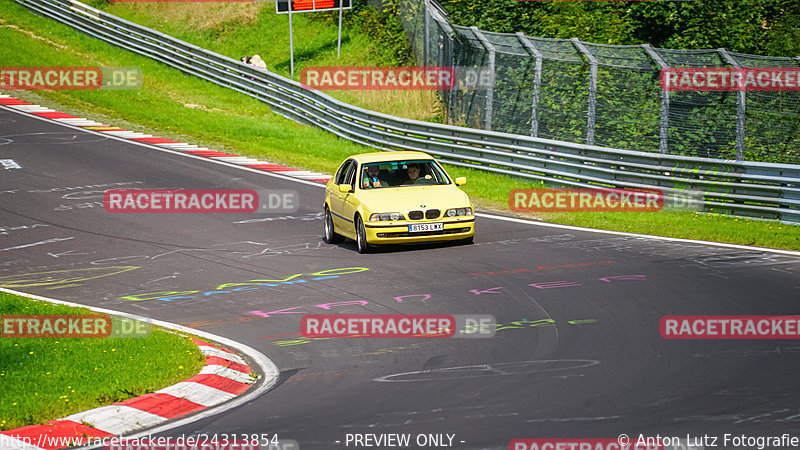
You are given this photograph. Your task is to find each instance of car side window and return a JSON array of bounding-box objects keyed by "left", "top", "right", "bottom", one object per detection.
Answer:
[
  {"left": 335, "top": 160, "right": 354, "bottom": 185},
  {"left": 343, "top": 163, "right": 357, "bottom": 188}
]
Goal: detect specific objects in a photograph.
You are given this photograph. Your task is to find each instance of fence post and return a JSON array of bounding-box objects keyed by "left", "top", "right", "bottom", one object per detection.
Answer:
[
  {"left": 423, "top": 0, "right": 430, "bottom": 66},
  {"left": 571, "top": 38, "right": 597, "bottom": 146},
  {"left": 428, "top": 1, "right": 456, "bottom": 124},
  {"left": 447, "top": 29, "right": 459, "bottom": 125},
  {"left": 718, "top": 48, "right": 745, "bottom": 160},
  {"left": 517, "top": 32, "right": 542, "bottom": 138},
  {"left": 471, "top": 26, "right": 495, "bottom": 131},
  {"left": 642, "top": 44, "right": 670, "bottom": 154}
]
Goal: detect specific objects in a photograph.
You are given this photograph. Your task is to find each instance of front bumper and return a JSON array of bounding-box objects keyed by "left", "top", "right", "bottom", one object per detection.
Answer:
[{"left": 364, "top": 217, "right": 475, "bottom": 244}]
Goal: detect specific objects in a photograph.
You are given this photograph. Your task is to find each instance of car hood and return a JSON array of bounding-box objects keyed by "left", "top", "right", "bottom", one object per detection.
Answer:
[{"left": 358, "top": 185, "right": 471, "bottom": 213}]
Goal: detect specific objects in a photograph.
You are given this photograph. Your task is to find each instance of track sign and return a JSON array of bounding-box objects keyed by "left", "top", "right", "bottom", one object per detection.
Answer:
[{"left": 277, "top": 0, "right": 351, "bottom": 13}]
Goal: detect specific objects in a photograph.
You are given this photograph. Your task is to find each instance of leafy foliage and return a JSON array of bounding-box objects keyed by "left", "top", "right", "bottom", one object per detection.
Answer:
[{"left": 440, "top": 0, "right": 800, "bottom": 57}]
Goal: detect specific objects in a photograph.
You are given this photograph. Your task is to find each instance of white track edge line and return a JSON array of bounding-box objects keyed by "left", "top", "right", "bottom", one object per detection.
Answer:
[{"left": 475, "top": 212, "right": 800, "bottom": 256}]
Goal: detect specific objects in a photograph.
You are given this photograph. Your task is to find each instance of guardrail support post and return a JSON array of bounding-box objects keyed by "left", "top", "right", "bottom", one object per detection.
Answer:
[
  {"left": 718, "top": 48, "right": 745, "bottom": 161},
  {"left": 471, "top": 27, "right": 495, "bottom": 131},
  {"left": 643, "top": 44, "right": 670, "bottom": 154},
  {"left": 571, "top": 38, "right": 597, "bottom": 146},
  {"left": 517, "top": 32, "right": 542, "bottom": 138}
]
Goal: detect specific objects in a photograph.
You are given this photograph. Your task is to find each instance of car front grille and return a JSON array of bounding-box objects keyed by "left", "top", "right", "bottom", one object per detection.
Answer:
[
  {"left": 425, "top": 209, "right": 440, "bottom": 219},
  {"left": 407, "top": 209, "right": 441, "bottom": 220}
]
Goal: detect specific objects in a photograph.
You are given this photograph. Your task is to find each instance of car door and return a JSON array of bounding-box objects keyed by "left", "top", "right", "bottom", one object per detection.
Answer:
[
  {"left": 340, "top": 163, "right": 362, "bottom": 231},
  {"left": 328, "top": 160, "right": 357, "bottom": 234}
]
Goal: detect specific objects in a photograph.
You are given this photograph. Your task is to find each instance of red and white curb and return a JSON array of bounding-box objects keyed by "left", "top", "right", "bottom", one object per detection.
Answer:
[
  {"left": 0, "top": 340, "right": 255, "bottom": 450},
  {"left": 0, "top": 288, "right": 279, "bottom": 450},
  {"left": 0, "top": 92, "right": 331, "bottom": 184}
]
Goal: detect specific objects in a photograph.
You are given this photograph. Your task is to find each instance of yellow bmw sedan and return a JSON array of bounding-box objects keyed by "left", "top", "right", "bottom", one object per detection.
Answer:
[{"left": 323, "top": 151, "right": 475, "bottom": 253}]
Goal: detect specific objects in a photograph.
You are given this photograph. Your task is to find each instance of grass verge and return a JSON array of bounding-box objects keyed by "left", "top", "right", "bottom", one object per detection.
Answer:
[
  {"left": 0, "top": 291, "right": 206, "bottom": 431},
  {"left": 1, "top": 0, "right": 798, "bottom": 250}
]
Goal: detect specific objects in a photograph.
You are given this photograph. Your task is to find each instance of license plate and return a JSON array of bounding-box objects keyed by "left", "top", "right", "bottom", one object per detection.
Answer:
[{"left": 408, "top": 223, "right": 443, "bottom": 233}]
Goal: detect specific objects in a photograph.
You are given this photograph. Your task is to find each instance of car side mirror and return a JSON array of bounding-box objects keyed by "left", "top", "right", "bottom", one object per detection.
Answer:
[
  {"left": 455, "top": 177, "right": 467, "bottom": 186},
  {"left": 339, "top": 184, "right": 352, "bottom": 193}
]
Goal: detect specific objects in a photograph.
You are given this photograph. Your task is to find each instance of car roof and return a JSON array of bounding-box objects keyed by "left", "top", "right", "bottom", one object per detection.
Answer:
[{"left": 349, "top": 151, "right": 435, "bottom": 164}]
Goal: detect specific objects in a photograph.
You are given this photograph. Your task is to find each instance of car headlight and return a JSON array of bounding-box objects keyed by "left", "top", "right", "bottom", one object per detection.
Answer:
[
  {"left": 370, "top": 212, "right": 404, "bottom": 221},
  {"left": 445, "top": 207, "right": 472, "bottom": 217}
]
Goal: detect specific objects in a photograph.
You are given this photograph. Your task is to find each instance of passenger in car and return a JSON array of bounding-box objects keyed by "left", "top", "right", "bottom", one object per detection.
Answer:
[{"left": 362, "top": 165, "right": 388, "bottom": 188}]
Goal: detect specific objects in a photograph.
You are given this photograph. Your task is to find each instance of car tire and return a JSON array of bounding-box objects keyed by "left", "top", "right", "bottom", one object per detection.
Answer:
[
  {"left": 355, "top": 215, "right": 371, "bottom": 254},
  {"left": 323, "top": 207, "right": 343, "bottom": 244}
]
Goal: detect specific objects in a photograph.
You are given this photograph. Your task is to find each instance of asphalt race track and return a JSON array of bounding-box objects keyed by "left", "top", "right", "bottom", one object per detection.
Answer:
[{"left": 3, "top": 106, "right": 800, "bottom": 450}]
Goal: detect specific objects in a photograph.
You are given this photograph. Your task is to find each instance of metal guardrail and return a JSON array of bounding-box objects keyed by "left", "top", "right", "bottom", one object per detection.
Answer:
[{"left": 13, "top": 0, "right": 800, "bottom": 224}]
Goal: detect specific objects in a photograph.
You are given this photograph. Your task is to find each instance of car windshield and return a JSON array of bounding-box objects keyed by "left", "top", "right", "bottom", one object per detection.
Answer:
[{"left": 359, "top": 160, "right": 451, "bottom": 189}]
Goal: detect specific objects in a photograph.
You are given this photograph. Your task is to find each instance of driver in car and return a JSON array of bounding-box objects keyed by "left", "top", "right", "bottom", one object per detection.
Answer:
[{"left": 404, "top": 163, "right": 433, "bottom": 184}]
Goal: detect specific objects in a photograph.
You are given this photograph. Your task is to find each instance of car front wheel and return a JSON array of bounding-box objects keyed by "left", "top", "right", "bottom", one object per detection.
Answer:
[
  {"left": 323, "top": 207, "right": 343, "bottom": 244},
  {"left": 355, "top": 215, "right": 371, "bottom": 254}
]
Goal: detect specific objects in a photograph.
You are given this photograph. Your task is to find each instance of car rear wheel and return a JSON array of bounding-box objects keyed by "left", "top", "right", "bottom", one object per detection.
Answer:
[
  {"left": 355, "top": 215, "right": 371, "bottom": 254},
  {"left": 323, "top": 207, "right": 343, "bottom": 244}
]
